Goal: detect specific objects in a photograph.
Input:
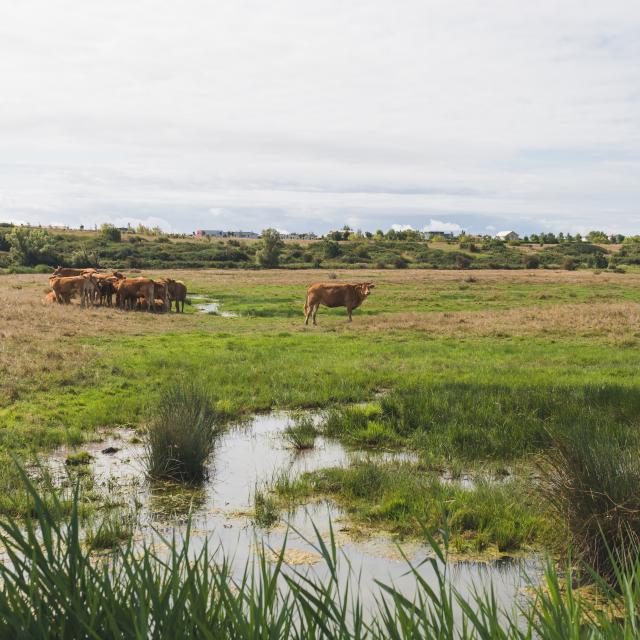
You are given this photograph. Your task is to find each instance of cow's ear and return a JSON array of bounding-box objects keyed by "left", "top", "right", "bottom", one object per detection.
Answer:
[{"left": 368, "top": 283, "right": 375, "bottom": 288}]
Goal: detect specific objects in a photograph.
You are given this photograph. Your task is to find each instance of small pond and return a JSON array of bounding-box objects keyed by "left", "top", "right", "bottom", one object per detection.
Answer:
[{"left": 47, "top": 412, "right": 542, "bottom": 616}]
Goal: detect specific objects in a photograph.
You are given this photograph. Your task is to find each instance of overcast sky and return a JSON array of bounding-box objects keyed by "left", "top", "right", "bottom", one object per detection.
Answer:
[{"left": 1, "top": 1, "right": 639, "bottom": 235}]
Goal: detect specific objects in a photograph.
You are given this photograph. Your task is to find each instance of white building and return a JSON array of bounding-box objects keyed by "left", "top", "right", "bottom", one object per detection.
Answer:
[{"left": 495, "top": 230, "right": 520, "bottom": 242}]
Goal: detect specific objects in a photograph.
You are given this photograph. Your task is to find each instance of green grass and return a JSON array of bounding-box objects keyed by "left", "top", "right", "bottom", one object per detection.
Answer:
[
  {"left": 322, "top": 383, "right": 640, "bottom": 460},
  {"left": 3, "top": 330, "right": 639, "bottom": 451},
  {"left": 274, "top": 460, "right": 551, "bottom": 552}
]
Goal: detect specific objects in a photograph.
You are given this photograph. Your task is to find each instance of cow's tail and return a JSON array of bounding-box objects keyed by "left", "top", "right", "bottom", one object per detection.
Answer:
[{"left": 303, "top": 294, "right": 310, "bottom": 317}]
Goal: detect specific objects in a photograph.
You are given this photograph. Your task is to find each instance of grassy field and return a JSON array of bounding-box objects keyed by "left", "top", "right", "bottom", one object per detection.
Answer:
[{"left": 1, "top": 267, "right": 640, "bottom": 553}]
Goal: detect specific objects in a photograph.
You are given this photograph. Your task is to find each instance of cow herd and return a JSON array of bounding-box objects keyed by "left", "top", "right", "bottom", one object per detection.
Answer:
[
  {"left": 44, "top": 268, "right": 374, "bottom": 322},
  {"left": 45, "top": 267, "right": 187, "bottom": 312}
]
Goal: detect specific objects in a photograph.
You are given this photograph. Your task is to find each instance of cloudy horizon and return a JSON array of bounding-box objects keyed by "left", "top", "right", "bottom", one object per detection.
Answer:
[{"left": 1, "top": 1, "right": 639, "bottom": 235}]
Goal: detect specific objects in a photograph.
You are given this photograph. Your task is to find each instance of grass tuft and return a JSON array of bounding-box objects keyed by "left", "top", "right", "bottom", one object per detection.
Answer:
[
  {"left": 86, "top": 508, "right": 135, "bottom": 550},
  {"left": 65, "top": 451, "right": 93, "bottom": 466},
  {"left": 144, "top": 379, "right": 221, "bottom": 484},
  {"left": 282, "top": 414, "right": 317, "bottom": 450},
  {"left": 253, "top": 485, "right": 279, "bottom": 528}
]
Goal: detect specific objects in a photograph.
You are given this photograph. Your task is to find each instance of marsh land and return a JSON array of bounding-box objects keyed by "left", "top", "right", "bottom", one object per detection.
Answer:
[{"left": 1, "top": 267, "right": 639, "bottom": 636}]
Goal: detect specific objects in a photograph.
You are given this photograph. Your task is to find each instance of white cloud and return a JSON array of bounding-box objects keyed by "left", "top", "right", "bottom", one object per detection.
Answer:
[
  {"left": 0, "top": 1, "right": 639, "bottom": 233},
  {"left": 390, "top": 224, "right": 414, "bottom": 231},
  {"left": 422, "top": 219, "right": 463, "bottom": 233}
]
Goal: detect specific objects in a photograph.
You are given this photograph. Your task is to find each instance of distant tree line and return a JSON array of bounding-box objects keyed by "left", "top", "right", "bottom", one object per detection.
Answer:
[{"left": 1, "top": 222, "right": 640, "bottom": 272}]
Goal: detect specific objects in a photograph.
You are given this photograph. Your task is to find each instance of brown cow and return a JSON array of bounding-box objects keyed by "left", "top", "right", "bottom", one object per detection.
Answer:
[
  {"left": 156, "top": 278, "right": 187, "bottom": 312},
  {"left": 115, "top": 278, "right": 155, "bottom": 311},
  {"left": 304, "top": 282, "right": 374, "bottom": 325},
  {"left": 51, "top": 274, "right": 98, "bottom": 307},
  {"left": 44, "top": 291, "right": 57, "bottom": 304}
]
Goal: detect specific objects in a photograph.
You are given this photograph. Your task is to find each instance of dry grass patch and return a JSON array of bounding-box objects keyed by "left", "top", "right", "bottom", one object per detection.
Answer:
[{"left": 353, "top": 303, "right": 640, "bottom": 339}]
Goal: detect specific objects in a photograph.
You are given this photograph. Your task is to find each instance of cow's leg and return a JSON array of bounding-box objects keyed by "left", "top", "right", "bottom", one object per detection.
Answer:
[
  {"left": 312, "top": 304, "right": 319, "bottom": 326},
  {"left": 304, "top": 300, "right": 311, "bottom": 325},
  {"left": 347, "top": 306, "right": 353, "bottom": 322}
]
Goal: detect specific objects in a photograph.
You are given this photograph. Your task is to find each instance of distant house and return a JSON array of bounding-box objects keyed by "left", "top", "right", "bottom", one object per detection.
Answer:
[
  {"left": 229, "top": 231, "right": 260, "bottom": 239},
  {"left": 495, "top": 230, "right": 519, "bottom": 242},
  {"left": 195, "top": 229, "right": 224, "bottom": 238},
  {"left": 424, "top": 230, "right": 455, "bottom": 240},
  {"left": 195, "top": 229, "right": 259, "bottom": 239}
]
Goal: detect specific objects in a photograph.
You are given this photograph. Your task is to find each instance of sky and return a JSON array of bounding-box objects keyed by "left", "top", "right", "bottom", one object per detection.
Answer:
[{"left": 1, "top": 1, "right": 639, "bottom": 236}]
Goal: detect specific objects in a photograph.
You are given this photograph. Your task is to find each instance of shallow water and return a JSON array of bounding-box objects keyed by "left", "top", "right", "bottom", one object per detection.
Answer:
[
  {"left": 191, "top": 296, "right": 238, "bottom": 317},
  {"left": 49, "top": 413, "right": 542, "bottom": 615}
]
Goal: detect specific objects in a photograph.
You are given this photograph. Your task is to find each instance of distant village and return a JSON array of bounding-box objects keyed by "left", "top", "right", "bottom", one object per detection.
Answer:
[
  {"left": 193, "top": 228, "right": 470, "bottom": 241},
  {"left": 3, "top": 221, "right": 632, "bottom": 244}
]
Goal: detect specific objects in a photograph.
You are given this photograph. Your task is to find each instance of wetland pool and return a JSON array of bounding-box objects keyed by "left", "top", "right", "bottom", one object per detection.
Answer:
[{"left": 48, "top": 412, "right": 542, "bottom": 615}]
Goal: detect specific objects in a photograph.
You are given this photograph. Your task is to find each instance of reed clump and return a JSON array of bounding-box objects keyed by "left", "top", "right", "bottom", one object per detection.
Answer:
[
  {"left": 144, "top": 379, "right": 221, "bottom": 484},
  {"left": 540, "top": 422, "right": 640, "bottom": 584}
]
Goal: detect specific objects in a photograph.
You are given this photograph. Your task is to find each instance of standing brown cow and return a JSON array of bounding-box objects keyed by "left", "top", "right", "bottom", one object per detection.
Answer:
[
  {"left": 304, "top": 282, "right": 374, "bottom": 325},
  {"left": 50, "top": 274, "right": 98, "bottom": 307},
  {"left": 156, "top": 278, "right": 187, "bottom": 312},
  {"left": 115, "top": 278, "right": 155, "bottom": 311}
]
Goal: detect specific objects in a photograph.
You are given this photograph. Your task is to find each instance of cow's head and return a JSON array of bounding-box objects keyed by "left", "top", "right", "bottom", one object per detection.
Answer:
[
  {"left": 52, "top": 266, "right": 62, "bottom": 276},
  {"left": 357, "top": 282, "right": 374, "bottom": 297}
]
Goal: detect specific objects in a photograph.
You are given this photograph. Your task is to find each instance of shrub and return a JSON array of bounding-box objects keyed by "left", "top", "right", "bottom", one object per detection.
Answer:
[
  {"left": 563, "top": 257, "right": 577, "bottom": 271},
  {"left": 256, "top": 228, "right": 284, "bottom": 267},
  {"left": 323, "top": 239, "right": 341, "bottom": 259},
  {"left": 100, "top": 224, "right": 121, "bottom": 242},
  {"left": 394, "top": 256, "right": 408, "bottom": 269},
  {"left": 7, "top": 227, "right": 56, "bottom": 266},
  {"left": 144, "top": 380, "right": 221, "bottom": 484},
  {"left": 524, "top": 254, "right": 540, "bottom": 269}
]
